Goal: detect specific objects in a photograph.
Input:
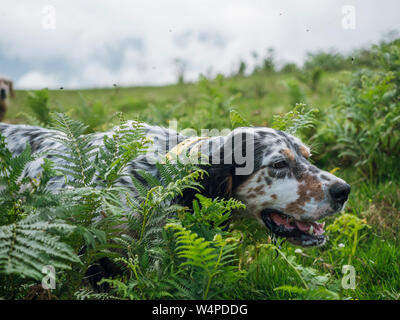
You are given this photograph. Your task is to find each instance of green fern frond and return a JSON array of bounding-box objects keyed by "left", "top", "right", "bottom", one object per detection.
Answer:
[
  {"left": 74, "top": 288, "right": 119, "bottom": 300},
  {"left": 165, "top": 222, "right": 242, "bottom": 299},
  {"left": 50, "top": 112, "right": 98, "bottom": 187},
  {"left": 271, "top": 103, "right": 318, "bottom": 135},
  {"left": 94, "top": 119, "right": 149, "bottom": 188},
  {"left": 0, "top": 214, "right": 80, "bottom": 280}
]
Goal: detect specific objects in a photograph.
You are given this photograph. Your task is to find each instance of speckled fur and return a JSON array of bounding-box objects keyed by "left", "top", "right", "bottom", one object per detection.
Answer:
[
  {"left": 0, "top": 121, "right": 184, "bottom": 192},
  {"left": 0, "top": 122, "right": 348, "bottom": 226},
  {"left": 232, "top": 128, "right": 348, "bottom": 224}
]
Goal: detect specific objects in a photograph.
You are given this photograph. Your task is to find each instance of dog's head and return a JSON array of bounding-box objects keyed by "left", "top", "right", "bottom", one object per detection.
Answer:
[
  {"left": 204, "top": 127, "right": 350, "bottom": 247},
  {"left": 0, "top": 78, "right": 14, "bottom": 100}
]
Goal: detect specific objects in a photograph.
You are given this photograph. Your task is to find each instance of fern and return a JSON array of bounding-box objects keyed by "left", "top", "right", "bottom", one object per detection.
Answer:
[
  {"left": 0, "top": 107, "right": 334, "bottom": 300},
  {"left": 129, "top": 161, "right": 206, "bottom": 241},
  {"left": 50, "top": 112, "right": 97, "bottom": 187},
  {"left": 0, "top": 214, "right": 80, "bottom": 280},
  {"left": 0, "top": 140, "right": 33, "bottom": 223},
  {"left": 94, "top": 118, "right": 149, "bottom": 188},
  {"left": 166, "top": 222, "right": 243, "bottom": 299},
  {"left": 98, "top": 254, "right": 178, "bottom": 299},
  {"left": 271, "top": 103, "right": 318, "bottom": 135},
  {"left": 229, "top": 106, "right": 317, "bottom": 140},
  {"left": 0, "top": 134, "right": 32, "bottom": 190},
  {"left": 96, "top": 160, "right": 211, "bottom": 299},
  {"left": 0, "top": 134, "right": 61, "bottom": 225},
  {"left": 189, "top": 194, "right": 245, "bottom": 229},
  {"left": 74, "top": 288, "right": 119, "bottom": 300}
]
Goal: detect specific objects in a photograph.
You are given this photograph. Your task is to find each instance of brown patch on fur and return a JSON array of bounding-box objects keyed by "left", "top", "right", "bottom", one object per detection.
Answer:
[
  {"left": 261, "top": 201, "right": 271, "bottom": 207},
  {"left": 285, "top": 201, "right": 305, "bottom": 214},
  {"left": 282, "top": 148, "right": 295, "bottom": 161},
  {"left": 285, "top": 174, "right": 324, "bottom": 215},
  {"left": 247, "top": 193, "right": 257, "bottom": 199},
  {"left": 253, "top": 185, "right": 264, "bottom": 193},
  {"left": 238, "top": 175, "right": 254, "bottom": 189},
  {"left": 299, "top": 146, "right": 310, "bottom": 158},
  {"left": 271, "top": 194, "right": 277, "bottom": 200}
]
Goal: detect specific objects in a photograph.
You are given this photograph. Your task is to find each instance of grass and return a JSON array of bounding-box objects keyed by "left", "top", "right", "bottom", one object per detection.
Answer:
[
  {"left": 7, "top": 71, "right": 348, "bottom": 127},
  {"left": 3, "top": 66, "right": 400, "bottom": 299}
]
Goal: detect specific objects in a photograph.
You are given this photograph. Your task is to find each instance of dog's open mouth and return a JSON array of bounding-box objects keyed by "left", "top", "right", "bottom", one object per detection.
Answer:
[{"left": 261, "top": 209, "right": 326, "bottom": 247}]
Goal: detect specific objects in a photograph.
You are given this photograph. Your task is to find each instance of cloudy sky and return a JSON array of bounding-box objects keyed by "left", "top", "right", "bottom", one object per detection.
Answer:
[{"left": 1, "top": 0, "right": 399, "bottom": 89}]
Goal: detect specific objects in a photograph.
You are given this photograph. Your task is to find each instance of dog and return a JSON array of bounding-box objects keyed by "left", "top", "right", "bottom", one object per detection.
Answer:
[
  {"left": 0, "top": 121, "right": 350, "bottom": 247},
  {"left": 0, "top": 77, "right": 15, "bottom": 121}
]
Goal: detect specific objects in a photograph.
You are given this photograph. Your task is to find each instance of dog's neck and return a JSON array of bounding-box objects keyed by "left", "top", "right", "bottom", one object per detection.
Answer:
[{"left": 164, "top": 135, "right": 227, "bottom": 165}]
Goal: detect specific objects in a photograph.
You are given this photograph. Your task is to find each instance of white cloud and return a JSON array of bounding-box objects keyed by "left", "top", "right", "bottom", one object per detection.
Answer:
[
  {"left": 1, "top": 0, "right": 399, "bottom": 89},
  {"left": 17, "top": 71, "right": 59, "bottom": 89}
]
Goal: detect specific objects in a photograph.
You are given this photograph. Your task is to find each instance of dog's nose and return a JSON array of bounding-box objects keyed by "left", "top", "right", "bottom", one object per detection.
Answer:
[
  {"left": 329, "top": 182, "right": 351, "bottom": 204},
  {"left": 0, "top": 88, "right": 6, "bottom": 100}
]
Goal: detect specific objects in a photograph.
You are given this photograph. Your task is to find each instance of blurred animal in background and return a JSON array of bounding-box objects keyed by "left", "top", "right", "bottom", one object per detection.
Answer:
[{"left": 0, "top": 76, "right": 15, "bottom": 121}]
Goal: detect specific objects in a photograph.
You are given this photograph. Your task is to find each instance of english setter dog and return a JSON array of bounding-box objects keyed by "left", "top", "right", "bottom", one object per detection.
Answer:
[
  {"left": 0, "top": 121, "right": 350, "bottom": 247},
  {"left": 0, "top": 77, "right": 14, "bottom": 121}
]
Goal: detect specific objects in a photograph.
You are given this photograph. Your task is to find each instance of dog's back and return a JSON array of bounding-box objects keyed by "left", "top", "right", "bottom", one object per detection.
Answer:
[{"left": 0, "top": 121, "right": 185, "bottom": 192}]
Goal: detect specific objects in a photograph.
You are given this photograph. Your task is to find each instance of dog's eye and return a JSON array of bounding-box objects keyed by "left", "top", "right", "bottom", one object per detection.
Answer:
[{"left": 271, "top": 160, "right": 288, "bottom": 169}]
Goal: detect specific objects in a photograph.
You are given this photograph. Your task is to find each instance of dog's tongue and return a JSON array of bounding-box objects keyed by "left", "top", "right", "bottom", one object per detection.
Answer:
[
  {"left": 270, "top": 213, "right": 324, "bottom": 235},
  {"left": 295, "top": 220, "right": 324, "bottom": 235},
  {"left": 270, "top": 213, "right": 294, "bottom": 229}
]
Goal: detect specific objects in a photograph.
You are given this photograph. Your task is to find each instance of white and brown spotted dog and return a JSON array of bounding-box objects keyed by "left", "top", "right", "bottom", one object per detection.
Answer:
[
  {"left": 0, "top": 77, "right": 14, "bottom": 121},
  {"left": 0, "top": 122, "right": 350, "bottom": 247}
]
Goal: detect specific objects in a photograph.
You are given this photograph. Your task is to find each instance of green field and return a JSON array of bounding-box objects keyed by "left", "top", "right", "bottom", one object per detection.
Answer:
[
  {"left": 1, "top": 38, "right": 399, "bottom": 300},
  {"left": 7, "top": 71, "right": 346, "bottom": 129}
]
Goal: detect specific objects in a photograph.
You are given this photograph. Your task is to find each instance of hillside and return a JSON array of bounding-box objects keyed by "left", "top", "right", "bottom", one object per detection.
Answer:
[{"left": 1, "top": 39, "right": 399, "bottom": 300}]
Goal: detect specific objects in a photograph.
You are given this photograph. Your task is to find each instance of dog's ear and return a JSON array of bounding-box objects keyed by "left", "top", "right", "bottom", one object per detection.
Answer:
[
  {"left": 202, "top": 128, "right": 261, "bottom": 199},
  {"left": 203, "top": 163, "right": 234, "bottom": 199},
  {"left": 8, "top": 80, "right": 15, "bottom": 98}
]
